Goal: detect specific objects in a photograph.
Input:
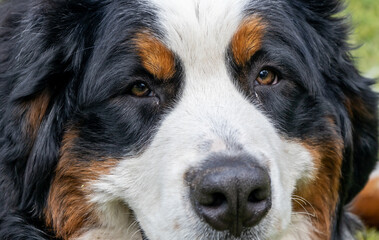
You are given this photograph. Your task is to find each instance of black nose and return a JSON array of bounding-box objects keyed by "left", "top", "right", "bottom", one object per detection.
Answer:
[{"left": 186, "top": 154, "right": 271, "bottom": 237}]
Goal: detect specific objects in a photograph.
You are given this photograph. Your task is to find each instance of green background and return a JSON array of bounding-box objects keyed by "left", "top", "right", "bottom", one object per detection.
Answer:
[{"left": 345, "top": 0, "right": 379, "bottom": 91}]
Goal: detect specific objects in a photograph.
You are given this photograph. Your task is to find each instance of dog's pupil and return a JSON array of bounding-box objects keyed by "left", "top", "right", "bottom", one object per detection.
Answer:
[
  {"left": 259, "top": 70, "right": 269, "bottom": 79},
  {"left": 137, "top": 83, "right": 146, "bottom": 91}
]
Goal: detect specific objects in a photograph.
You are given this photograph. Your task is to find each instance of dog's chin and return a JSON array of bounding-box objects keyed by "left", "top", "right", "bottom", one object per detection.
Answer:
[
  {"left": 140, "top": 229, "right": 149, "bottom": 240},
  {"left": 138, "top": 223, "right": 268, "bottom": 240},
  {"left": 132, "top": 201, "right": 276, "bottom": 240}
]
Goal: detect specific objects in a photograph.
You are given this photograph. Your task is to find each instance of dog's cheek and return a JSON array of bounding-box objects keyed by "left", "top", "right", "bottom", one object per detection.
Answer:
[
  {"left": 44, "top": 129, "right": 118, "bottom": 239},
  {"left": 292, "top": 137, "right": 343, "bottom": 239},
  {"left": 267, "top": 139, "right": 315, "bottom": 234}
]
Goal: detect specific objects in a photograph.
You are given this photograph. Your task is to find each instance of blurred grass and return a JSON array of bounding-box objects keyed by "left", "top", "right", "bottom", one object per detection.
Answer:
[
  {"left": 344, "top": 0, "right": 379, "bottom": 91},
  {"left": 357, "top": 228, "right": 379, "bottom": 240}
]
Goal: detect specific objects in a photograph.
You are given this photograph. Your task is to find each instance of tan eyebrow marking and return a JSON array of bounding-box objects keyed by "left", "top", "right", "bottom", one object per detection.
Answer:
[
  {"left": 231, "top": 16, "right": 265, "bottom": 66},
  {"left": 135, "top": 31, "right": 176, "bottom": 80}
]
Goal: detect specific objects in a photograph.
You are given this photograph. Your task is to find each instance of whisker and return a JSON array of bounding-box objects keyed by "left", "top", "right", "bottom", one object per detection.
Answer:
[{"left": 292, "top": 194, "right": 317, "bottom": 220}]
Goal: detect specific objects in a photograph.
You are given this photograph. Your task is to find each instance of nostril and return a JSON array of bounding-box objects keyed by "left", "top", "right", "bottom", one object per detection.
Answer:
[
  {"left": 200, "top": 192, "right": 227, "bottom": 208},
  {"left": 244, "top": 185, "right": 271, "bottom": 228},
  {"left": 248, "top": 188, "right": 269, "bottom": 203}
]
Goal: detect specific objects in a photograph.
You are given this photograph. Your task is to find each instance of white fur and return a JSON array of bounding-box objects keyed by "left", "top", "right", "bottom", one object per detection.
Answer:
[
  {"left": 370, "top": 162, "right": 379, "bottom": 179},
  {"left": 80, "top": 0, "right": 316, "bottom": 239},
  {"left": 276, "top": 215, "right": 315, "bottom": 240},
  {"left": 75, "top": 228, "right": 141, "bottom": 240},
  {"left": 74, "top": 201, "right": 142, "bottom": 240}
]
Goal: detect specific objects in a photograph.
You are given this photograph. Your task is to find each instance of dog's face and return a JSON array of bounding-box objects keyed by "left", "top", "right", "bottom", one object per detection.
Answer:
[
  {"left": 0, "top": 0, "right": 377, "bottom": 240},
  {"left": 81, "top": 1, "right": 318, "bottom": 239}
]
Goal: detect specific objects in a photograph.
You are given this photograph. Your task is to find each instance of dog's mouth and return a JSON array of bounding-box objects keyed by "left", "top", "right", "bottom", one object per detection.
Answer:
[
  {"left": 137, "top": 225, "right": 265, "bottom": 240},
  {"left": 140, "top": 229, "right": 149, "bottom": 240}
]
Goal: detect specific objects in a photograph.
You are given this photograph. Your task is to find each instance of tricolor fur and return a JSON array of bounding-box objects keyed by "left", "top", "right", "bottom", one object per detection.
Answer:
[{"left": 0, "top": 0, "right": 377, "bottom": 240}]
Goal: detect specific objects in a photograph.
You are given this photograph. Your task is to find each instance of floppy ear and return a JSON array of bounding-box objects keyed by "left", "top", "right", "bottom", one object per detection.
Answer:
[
  {"left": 292, "top": 0, "right": 378, "bottom": 203},
  {"left": 0, "top": 1, "right": 100, "bottom": 220},
  {"left": 343, "top": 77, "right": 378, "bottom": 202},
  {"left": 334, "top": 66, "right": 378, "bottom": 238}
]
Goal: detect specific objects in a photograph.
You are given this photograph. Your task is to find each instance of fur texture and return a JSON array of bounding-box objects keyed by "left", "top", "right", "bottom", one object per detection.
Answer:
[{"left": 0, "top": 0, "right": 377, "bottom": 239}]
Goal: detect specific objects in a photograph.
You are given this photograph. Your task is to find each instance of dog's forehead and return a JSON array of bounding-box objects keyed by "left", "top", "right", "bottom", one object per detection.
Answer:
[{"left": 148, "top": 0, "right": 257, "bottom": 68}]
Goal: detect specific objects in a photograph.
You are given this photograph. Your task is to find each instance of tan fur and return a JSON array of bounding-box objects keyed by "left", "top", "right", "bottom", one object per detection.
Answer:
[
  {"left": 21, "top": 91, "right": 50, "bottom": 138},
  {"left": 45, "top": 130, "right": 117, "bottom": 239},
  {"left": 135, "top": 31, "right": 176, "bottom": 80},
  {"left": 350, "top": 175, "right": 379, "bottom": 228},
  {"left": 231, "top": 16, "right": 265, "bottom": 66},
  {"left": 293, "top": 123, "right": 343, "bottom": 239},
  {"left": 344, "top": 94, "right": 375, "bottom": 121}
]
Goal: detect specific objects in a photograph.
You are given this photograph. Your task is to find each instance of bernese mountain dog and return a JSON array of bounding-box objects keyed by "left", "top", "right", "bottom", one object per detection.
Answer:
[{"left": 0, "top": 0, "right": 378, "bottom": 239}]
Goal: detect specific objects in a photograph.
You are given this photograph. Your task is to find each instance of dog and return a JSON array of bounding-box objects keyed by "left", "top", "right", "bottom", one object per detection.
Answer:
[{"left": 0, "top": 0, "right": 377, "bottom": 239}]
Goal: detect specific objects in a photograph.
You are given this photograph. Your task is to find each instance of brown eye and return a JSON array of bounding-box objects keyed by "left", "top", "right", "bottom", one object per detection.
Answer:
[
  {"left": 130, "top": 82, "right": 153, "bottom": 97},
  {"left": 256, "top": 69, "right": 278, "bottom": 85}
]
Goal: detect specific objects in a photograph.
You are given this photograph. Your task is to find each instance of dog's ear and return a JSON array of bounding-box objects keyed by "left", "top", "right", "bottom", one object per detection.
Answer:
[
  {"left": 0, "top": 1, "right": 99, "bottom": 218},
  {"left": 292, "top": 0, "right": 378, "bottom": 203},
  {"left": 343, "top": 76, "right": 378, "bottom": 202}
]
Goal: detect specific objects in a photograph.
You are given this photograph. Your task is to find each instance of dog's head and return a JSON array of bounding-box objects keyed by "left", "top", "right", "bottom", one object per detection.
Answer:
[{"left": 0, "top": 0, "right": 377, "bottom": 239}]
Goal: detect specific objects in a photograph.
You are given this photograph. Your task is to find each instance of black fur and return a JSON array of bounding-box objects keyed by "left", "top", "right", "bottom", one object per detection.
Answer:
[
  {"left": 0, "top": 1, "right": 182, "bottom": 239},
  {"left": 0, "top": 0, "right": 377, "bottom": 239},
  {"left": 237, "top": 1, "right": 377, "bottom": 237}
]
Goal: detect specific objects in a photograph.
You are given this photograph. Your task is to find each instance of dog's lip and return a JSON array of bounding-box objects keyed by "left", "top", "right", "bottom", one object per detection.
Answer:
[{"left": 140, "top": 228, "right": 149, "bottom": 240}]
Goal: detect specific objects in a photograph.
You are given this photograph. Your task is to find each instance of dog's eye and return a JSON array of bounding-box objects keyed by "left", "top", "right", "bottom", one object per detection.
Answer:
[
  {"left": 255, "top": 69, "right": 278, "bottom": 85},
  {"left": 130, "top": 82, "right": 154, "bottom": 97}
]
